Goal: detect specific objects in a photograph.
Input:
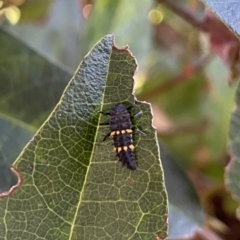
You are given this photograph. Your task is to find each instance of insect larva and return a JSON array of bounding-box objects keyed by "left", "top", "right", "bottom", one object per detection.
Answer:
[{"left": 101, "top": 104, "right": 144, "bottom": 170}]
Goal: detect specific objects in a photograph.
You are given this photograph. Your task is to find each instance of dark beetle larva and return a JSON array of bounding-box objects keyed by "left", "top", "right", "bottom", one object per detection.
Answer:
[{"left": 101, "top": 104, "right": 137, "bottom": 170}]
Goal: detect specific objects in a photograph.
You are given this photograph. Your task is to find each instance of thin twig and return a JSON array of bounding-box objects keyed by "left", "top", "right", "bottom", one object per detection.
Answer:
[
  {"left": 139, "top": 55, "right": 211, "bottom": 100},
  {"left": 156, "top": 0, "right": 206, "bottom": 31}
]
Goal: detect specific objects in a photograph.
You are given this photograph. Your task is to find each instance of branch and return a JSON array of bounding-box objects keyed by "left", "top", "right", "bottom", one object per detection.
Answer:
[
  {"left": 156, "top": 0, "right": 207, "bottom": 31},
  {"left": 138, "top": 55, "right": 210, "bottom": 100}
]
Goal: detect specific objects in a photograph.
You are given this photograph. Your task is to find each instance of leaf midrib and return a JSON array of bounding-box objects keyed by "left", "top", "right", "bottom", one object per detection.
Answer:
[{"left": 68, "top": 47, "right": 112, "bottom": 240}]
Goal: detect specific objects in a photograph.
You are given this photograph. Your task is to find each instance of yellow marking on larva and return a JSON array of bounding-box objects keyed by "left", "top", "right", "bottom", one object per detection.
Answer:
[
  {"left": 110, "top": 131, "right": 115, "bottom": 136},
  {"left": 118, "top": 147, "right": 122, "bottom": 152},
  {"left": 113, "top": 147, "right": 117, "bottom": 152},
  {"left": 129, "top": 145, "right": 134, "bottom": 150},
  {"left": 116, "top": 131, "right": 120, "bottom": 135},
  {"left": 121, "top": 130, "right": 126, "bottom": 134},
  {"left": 123, "top": 146, "right": 128, "bottom": 151},
  {"left": 126, "top": 129, "right": 132, "bottom": 133}
]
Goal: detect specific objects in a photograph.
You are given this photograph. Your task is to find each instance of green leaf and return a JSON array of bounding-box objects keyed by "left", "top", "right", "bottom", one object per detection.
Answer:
[
  {"left": 168, "top": 204, "right": 201, "bottom": 238},
  {"left": 0, "top": 28, "right": 73, "bottom": 127},
  {"left": 160, "top": 142, "right": 204, "bottom": 238},
  {"left": 82, "top": 0, "right": 152, "bottom": 72},
  {"left": 160, "top": 142, "right": 204, "bottom": 225},
  {"left": 3, "top": 0, "right": 83, "bottom": 69},
  {"left": 226, "top": 82, "right": 240, "bottom": 207},
  {"left": 0, "top": 115, "right": 34, "bottom": 193},
  {"left": 0, "top": 35, "right": 168, "bottom": 239},
  {"left": 202, "top": 0, "right": 240, "bottom": 37}
]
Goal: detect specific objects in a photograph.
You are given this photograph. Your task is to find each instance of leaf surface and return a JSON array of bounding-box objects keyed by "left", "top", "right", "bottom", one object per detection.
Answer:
[
  {"left": 0, "top": 35, "right": 168, "bottom": 240},
  {"left": 202, "top": 0, "right": 240, "bottom": 37},
  {"left": 0, "top": 116, "right": 33, "bottom": 193},
  {"left": 81, "top": 0, "right": 152, "bottom": 72},
  {"left": 160, "top": 142, "right": 204, "bottom": 238},
  {"left": 160, "top": 142, "right": 204, "bottom": 225},
  {"left": 0, "top": 28, "right": 73, "bottom": 127}
]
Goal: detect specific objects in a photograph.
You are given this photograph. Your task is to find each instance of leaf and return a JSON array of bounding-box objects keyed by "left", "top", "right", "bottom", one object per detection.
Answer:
[
  {"left": 160, "top": 142, "right": 204, "bottom": 226},
  {"left": 160, "top": 142, "right": 204, "bottom": 238},
  {"left": 3, "top": 0, "right": 83, "bottom": 69},
  {"left": 81, "top": 0, "right": 152, "bottom": 72},
  {"left": 4, "top": 0, "right": 152, "bottom": 71},
  {"left": 226, "top": 82, "right": 240, "bottom": 213},
  {"left": 168, "top": 205, "right": 201, "bottom": 239},
  {"left": 0, "top": 116, "right": 33, "bottom": 192},
  {"left": 0, "top": 116, "right": 34, "bottom": 165},
  {"left": 202, "top": 0, "right": 240, "bottom": 37},
  {"left": 0, "top": 35, "right": 168, "bottom": 239},
  {"left": 200, "top": 6, "right": 240, "bottom": 81},
  {"left": 204, "top": 58, "right": 235, "bottom": 162},
  {"left": 0, "top": 28, "right": 73, "bottom": 127}
]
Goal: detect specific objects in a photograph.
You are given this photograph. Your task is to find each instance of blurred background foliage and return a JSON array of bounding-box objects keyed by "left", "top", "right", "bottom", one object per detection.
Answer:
[{"left": 1, "top": 0, "right": 240, "bottom": 239}]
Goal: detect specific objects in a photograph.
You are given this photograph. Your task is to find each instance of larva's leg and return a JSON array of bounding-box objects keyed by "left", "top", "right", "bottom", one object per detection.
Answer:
[
  {"left": 99, "top": 111, "right": 110, "bottom": 126},
  {"left": 99, "top": 111, "right": 110, "bottom": 115},
  {"left": 127, "top": 105, "right": 133, "bottom": 111},
  {"left": 103, "top": 132, "right": 111, "bottom": 141},
  {"left": 100, "top": 122, "right": 110, "bottom": 126}
]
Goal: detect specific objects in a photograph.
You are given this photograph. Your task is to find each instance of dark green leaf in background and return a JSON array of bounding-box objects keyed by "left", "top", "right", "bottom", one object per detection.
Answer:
[
  {"left": 0, "top": 35, "right": 168, "bottom": 239},
  {"left": 0, "top": 28, "right": 73, "bottom": 127},
  {"left": 202, "top": 0, "right": 240, "bottom": 37},
  {"left": 82, "top": 0, "right": 152, "bottom": 71},
  {"left": 3, "top": 0, "right": 83, "bottom": 69},
  {"left": 3, "top": 0, "right": 152, "bottom": 73},
  {"left": 0, "top": 116, "right": 33, "bottom": 193},
  {"left": 168, "top": 205, "right": 200, "bottom": 239},
  {"left": 160, "top": 142, "right": 204, "bottom": 238},
  {"left": 160, "top": 142, "right": 204, "bottom": 223}
]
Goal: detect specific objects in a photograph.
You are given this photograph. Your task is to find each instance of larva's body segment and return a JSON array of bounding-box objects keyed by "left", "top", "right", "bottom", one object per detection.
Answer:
[{"left": 104, "top": 104, "right": 137, "bottom": 170}]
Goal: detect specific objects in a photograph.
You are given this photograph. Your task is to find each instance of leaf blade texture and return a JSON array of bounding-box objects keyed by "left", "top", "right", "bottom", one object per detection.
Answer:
[
  {"left": 202, "top": 0, "right": 240, "bottom": 37},
  {"left": 0, "top": 35, "right": 168, "bottom": 240}
]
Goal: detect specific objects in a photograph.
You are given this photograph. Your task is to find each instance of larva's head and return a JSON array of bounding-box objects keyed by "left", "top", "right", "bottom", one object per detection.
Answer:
[{"left": 110, "top": 104, "right": 128, "bottom": 115}]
